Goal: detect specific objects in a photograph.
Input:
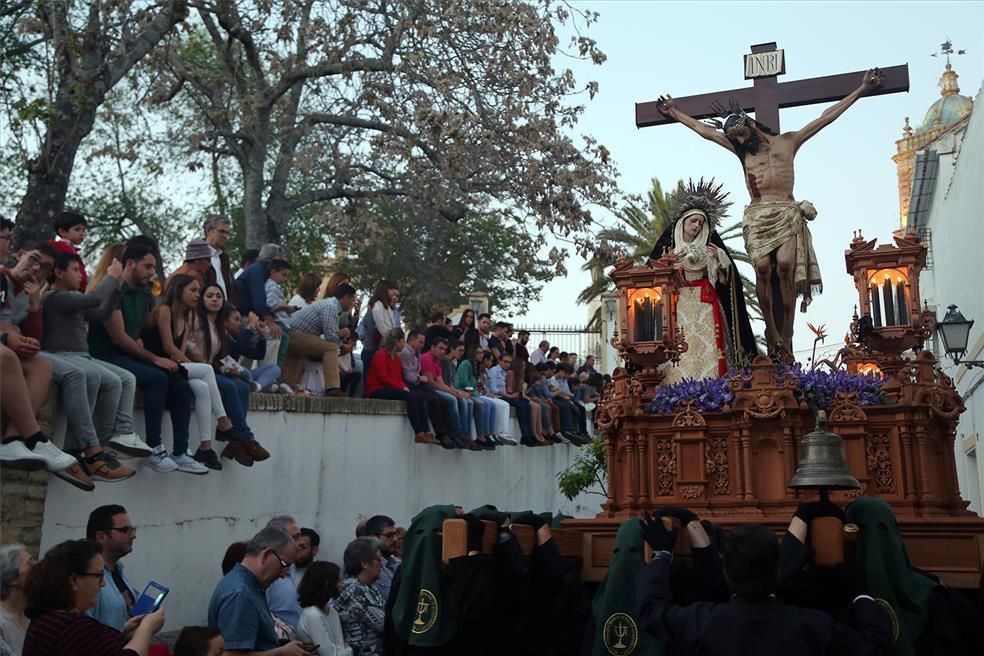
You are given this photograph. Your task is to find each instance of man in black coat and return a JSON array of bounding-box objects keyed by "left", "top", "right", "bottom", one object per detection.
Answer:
[{"left": 635, "top": 515, "right": 894, "bottom": 656}]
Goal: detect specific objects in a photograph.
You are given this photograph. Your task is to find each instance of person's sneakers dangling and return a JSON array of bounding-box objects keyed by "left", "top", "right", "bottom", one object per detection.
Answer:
[
  {"left": 146, "top": 445, "right": 178, "bottom": 473},
  {"left": 171, "top": 452, "right": 209, "bottom": 475},
  {"left": 0, "top": 436, "right": 48, "bottom": 470},
  {"left": 82, "top": 451, "right": 136, "bottom": 482},
  {"left": 51, "top": 462, "right": 95, "bottom": 491},
  {"left": 107, "top": 432, "right": 152, "bottom": 458}
]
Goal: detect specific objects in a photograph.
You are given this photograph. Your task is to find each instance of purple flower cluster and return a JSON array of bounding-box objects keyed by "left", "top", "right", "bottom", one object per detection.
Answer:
[
  {"left": 646, "top": 376, "right": 735, "bottom": 414},
  {"left": 797, "top": 368, "right": 886, "bottom": 409},
  {"left": 645, "top": 367, "right": 886, "bottom": 415}
]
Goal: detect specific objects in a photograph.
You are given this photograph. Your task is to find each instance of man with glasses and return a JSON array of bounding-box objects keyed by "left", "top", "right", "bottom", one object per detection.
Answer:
[
  {"left": 0, "top": 240, "right": 89, "bottom": 488},
  {"left": 86, "top": 504, "right": 140, "bottom": 629},
  {"left": 365, "top": 515, "right": 400, "bottom": 601},
  {"left": 209, "top": 527, "right": 313, "bottom": 656}
]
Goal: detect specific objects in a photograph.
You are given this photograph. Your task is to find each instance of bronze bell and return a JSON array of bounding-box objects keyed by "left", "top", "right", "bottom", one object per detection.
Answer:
[{"left": 788, "top": 410, "right": 861, "bottom": 490}]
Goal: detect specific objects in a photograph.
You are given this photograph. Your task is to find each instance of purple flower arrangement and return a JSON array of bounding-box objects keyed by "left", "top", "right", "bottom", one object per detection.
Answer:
[
  {"left": 645, "top": 366, "right": 886, "bottom": 415},
  {"left": 647, "top": 376, "right": 735, "bottom": 414},
  {"left": 797, "top": 368, "right": 887, "bottom": 409}
]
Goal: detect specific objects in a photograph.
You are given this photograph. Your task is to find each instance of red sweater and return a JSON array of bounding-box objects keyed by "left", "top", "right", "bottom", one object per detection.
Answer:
[
  {"left": 365, "top": 349, "right": 406, "bottom": 397},
  {"left": 23, "top": 610, "right": 137, "bottom": 656},
  {"left": 50, "top": 239, "right": 87, "bottom": 291}
]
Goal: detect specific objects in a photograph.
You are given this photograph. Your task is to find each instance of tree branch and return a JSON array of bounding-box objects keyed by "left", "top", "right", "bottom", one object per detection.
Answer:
[{"left": 105, "top": 1, "right": 188, "bottom": 88}]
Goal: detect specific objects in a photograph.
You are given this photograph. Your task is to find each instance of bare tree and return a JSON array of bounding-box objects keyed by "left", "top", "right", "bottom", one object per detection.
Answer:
[{"left": 154, "top": 0, "right": 618, "bottom": 261}]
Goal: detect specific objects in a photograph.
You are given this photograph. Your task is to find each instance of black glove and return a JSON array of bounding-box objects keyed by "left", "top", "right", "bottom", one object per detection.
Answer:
[
  {"left": 640, "top": 512, "right": 678, "bottom": 553},
  {"left": 511, "top": 513, "right": 547, "bottom": 530},
  {"left": 464, "top": 513, "right": 485, "bottom": 553},
  {"left": 701, "top": 519, "right": 726, "bottom": 547},
  {"left": 658, "top": 506, "right": 698, "bottom": 525},
  {"left": 478, "top": 510, "right": 510, "bottom": 529},
  {"left": 794, "top": 499, "right": 846, "bottom": 524}
]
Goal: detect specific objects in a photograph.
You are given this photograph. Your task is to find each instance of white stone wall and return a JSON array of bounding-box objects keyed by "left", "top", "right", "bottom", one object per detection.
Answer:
[
  {"left": 920, "top": 83, "right": 984, "bottom": 513},
  {"left": 41, "top": 404, "right": 603, "bottom": 629}
]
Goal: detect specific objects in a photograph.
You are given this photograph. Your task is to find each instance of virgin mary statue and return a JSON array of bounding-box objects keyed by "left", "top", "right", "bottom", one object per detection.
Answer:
[{"left": 651, "top": 179, "right": 758, "bottom": 382}]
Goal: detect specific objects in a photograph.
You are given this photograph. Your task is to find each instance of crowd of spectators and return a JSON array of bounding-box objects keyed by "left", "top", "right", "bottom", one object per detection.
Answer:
[
  {"left": 0, "top": 211, "right": 608, "bottom": 489},
  {"left": 3, "top": 497, "right": 981, "bottom": 656}
]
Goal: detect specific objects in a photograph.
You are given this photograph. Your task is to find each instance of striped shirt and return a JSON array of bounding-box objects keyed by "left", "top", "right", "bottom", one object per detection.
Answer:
[{"left": 23, "top": 611, "right": 136, "bottom": 656}]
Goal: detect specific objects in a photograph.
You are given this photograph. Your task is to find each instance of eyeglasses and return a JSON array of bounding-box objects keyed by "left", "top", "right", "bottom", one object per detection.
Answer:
[
  {"left": 78, "top": 571, "right": 105, "bottom": 580},
  {"left": 27, "top": 253, "right": 53, "bottom": 273},
  {"left": 379, "top": 531, "right": 398, "bottom": 539},
  {"left": 109, "top": 526, "right": 137, "bottom": 536},
  {"left": 270, "top": 550, "right": 290, "bottom": 571}
]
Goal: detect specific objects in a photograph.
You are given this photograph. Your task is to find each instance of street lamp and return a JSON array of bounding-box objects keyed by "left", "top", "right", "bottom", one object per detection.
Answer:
[
  {"left": 936, "top": 305, "right": 984, "bottom": 369},
  {"left": 603, "top": 295, "right": 617, "bottom": 323}
]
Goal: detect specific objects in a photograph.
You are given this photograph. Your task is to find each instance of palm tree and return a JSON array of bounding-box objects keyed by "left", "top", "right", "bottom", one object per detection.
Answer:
[{"left": 579, "top": 177, "right": 762, "bottom": 332}]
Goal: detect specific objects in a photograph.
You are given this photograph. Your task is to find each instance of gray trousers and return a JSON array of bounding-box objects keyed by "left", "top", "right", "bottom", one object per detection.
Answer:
[{"left": 40, "top": 352, "right": 136, "bottom": 450}]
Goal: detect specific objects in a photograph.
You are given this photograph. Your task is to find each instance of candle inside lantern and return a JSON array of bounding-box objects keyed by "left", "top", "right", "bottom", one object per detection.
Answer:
[
  {"left": 870, "top": 284, "right": 882, "bottom": 327},
  {"left": 895, "top": 279, "right": 909, "bottom": 325},
  {"left": 882, "top": 273, "right": 896, "bottom": 327}
]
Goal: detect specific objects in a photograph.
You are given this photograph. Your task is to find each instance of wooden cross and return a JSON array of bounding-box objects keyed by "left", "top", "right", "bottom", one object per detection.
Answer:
[{"left": 636, "top": 42, "right": 910, "bottom": 134}]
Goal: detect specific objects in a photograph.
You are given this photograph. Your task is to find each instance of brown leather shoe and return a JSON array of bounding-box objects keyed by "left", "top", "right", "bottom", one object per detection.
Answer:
[
  {"left": 221, "top": 442, "right": 254, "bottom": 467},
  {"left": 415, "top": 432, "right": 439, "bottom": 445},
  {"left": 242, "top": 440, "right": 270, "bottom": 461}
]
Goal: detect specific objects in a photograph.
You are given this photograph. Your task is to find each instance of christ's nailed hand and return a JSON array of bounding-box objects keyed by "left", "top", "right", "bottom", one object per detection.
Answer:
[
  {"left": 862, "top": 67, "right": 884, "bottom": 92},
  {"left": 657, "top": 94, "right": 675, "bottom": 115}
]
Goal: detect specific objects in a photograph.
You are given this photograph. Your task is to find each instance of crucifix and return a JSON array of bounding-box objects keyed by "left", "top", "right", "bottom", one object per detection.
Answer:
[
  {"left": 637, "top": 42, "right": 910, "bottom": 359},
  {"left": 636, "top": 42, "right": 909, "bottom": 133}
]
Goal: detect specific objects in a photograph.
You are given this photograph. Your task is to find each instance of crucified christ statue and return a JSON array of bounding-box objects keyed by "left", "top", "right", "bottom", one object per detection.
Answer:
[{"left": 656, "top": 68, "right": 885, "bottom": 357}]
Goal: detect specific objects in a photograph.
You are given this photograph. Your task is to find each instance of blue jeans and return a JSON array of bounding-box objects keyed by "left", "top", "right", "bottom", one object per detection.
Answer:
[
  {"left": 216, "top": 374, "right": 252, "bottom": 441},
  {"left": 101, "top": 355, "right": 191, "bottom": 454},
  {"left": 434, "top": 389, "right": 472, "bottom": 438},
  {"left": 241, "top": 364, "right": 280, "bottom": 390},
  {"left": 470, "top": 396, "right": 493, "bottom": 435},
  {"left": 553, "top": 398, "right": 579, "bottom": 433},
  {"left": 370, "top": 388, "right": 429, "bottom": 434},
  {"left": 503, "top": 397, "right": 534, "bottom": 437}
]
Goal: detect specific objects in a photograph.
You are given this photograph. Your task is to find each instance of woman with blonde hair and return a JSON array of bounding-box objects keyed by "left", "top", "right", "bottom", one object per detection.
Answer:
[
  {"left": 290, "top": 273, "right": 321, "bottom": 309},
  {"left": 85, "top": 244, "right": 125, "bottom": 292}
]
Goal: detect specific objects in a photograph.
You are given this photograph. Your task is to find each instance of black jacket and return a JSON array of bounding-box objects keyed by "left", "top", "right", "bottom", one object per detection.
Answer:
[{"left": 636, "top": 558, "right": 894, "bottom": 656}]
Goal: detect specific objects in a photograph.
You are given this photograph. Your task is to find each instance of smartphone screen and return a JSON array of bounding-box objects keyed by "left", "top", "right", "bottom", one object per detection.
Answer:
[{"left": 131, "top": 581, "right": 169, "bottom": 616}]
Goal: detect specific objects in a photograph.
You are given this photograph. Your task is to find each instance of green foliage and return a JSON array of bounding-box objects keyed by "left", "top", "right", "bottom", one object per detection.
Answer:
[
  {"left": 557, "top": 436, "right": 608, "bottom": 501},
  {"left": 330, "top": 196, "right": 554, "bottom": 325}
]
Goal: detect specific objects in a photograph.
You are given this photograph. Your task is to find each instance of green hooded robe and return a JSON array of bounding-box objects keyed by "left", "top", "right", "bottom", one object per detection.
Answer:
[{"left": 590, "top": 518, "right": 665, "bottom": 656}]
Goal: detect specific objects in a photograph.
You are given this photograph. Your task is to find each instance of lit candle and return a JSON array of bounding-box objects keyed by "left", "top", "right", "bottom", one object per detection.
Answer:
[
  {"left": 882, "top": 274, "right": 895, "bottom": 327},
  {"left": 895, "top": 280, "right": 909, "bottom": 325},
  {"left": 870, "top": 284, "right": 882, "bottom": 327},
  {"left": 868, "top": 285, "right": 881, "bottom": 328}
]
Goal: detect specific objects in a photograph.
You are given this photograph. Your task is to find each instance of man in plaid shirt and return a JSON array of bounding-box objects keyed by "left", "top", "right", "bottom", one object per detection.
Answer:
[{"left": 283, "top": 283, "right": 357, "bottom": 396}]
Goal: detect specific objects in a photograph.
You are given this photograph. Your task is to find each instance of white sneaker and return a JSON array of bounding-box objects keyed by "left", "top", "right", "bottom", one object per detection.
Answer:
[
  {"left": 31, "top": 440, "right": 79, "bottom": 472},
  {"left": 251, "top": 381, "right": 262, "bottom": 393},
  {"left": 279, "top": 383, "right": 293, "bottom": 394},
  {"left": 146, "top": 446, "right": 178, "bottom": 473},
  {"left": 108, "top": 433, "right": 153, "bottom": 458},
  {"left": 172, "top": 452, "right": 209, "bottom": 475},
  {"left": 0, "top": 439, "right": 47, "bottom": 470}
]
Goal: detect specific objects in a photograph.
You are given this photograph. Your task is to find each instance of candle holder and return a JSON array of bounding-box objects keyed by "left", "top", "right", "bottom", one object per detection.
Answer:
[
  {"left": 609, "top": 254, "right": 686, "bottom": 399},
  {"left": 844, "top": 230, "right": 935, "bottom": 394}
]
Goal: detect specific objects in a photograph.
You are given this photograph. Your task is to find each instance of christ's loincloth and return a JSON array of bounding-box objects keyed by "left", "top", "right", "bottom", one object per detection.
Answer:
[{"left": 742, "top": 200, "right": 823, "bottom": 309}]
